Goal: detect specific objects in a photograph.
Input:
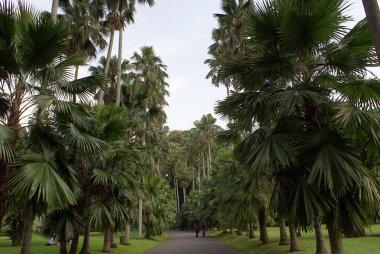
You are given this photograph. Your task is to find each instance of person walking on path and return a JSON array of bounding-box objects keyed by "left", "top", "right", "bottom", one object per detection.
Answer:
[
  {"left": 195, "top": 224, "right": 200, "bottom": 237},
  {"left": 201, "top": 225, "right": 206, "bottom": 237}
]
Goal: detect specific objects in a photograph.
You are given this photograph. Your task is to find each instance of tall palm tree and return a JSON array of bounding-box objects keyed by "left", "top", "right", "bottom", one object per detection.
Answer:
[
  {"left": 98, "top": 0, "right": 155, "bottom": 105},
  {"left": 59, "top": 0, "right": 108, "bottom": 96},
  {"left": 362, "top": 0, "right": 380, "bottom": 64},
  {"left": 216, "top": 0, "right": 380, "bottom": 253}
]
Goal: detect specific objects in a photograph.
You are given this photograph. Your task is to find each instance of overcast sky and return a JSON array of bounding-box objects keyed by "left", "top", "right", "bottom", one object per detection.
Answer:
[{"left": 17, "top": 0, "right": 378, "bottom": 130}]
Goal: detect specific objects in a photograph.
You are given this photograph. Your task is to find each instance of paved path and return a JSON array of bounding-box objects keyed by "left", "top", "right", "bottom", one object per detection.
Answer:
[{"left": 145, "top": 231, "right": 240, "bottom": 254}]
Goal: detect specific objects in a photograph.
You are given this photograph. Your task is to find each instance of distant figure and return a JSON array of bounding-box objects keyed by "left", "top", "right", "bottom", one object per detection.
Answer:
[
  {"left": 201, "top": 225, "right": 206, "bottom": 237},
  {"left": 195, "top": 224, "right": 200, "bottom": 237},
  {"left": 46, "top": 235, "right": 57, "bottom": 246}
]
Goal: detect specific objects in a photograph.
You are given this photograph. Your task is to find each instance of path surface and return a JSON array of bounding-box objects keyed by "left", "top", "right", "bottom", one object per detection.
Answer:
[{"left": 144, "top": 231, "right": 240, "bottom": 254}]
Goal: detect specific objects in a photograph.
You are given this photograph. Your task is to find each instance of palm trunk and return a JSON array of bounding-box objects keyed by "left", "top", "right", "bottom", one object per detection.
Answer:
[
  {"left": 69, "top": 232, "right": 79, "bottom": 254},
  {"left": 327, "top": 220, "right": 344, "bottom": 254},
  {"left": 289, "top": 224, "right": 301, "bottom": 252},
  {"left": 0, "top": 159, "right": 8, "bottom": 230},
  {"left": 11, "top": 218, "right": 23, "bottom": 246},
  {"left": 60, "top": 238, "right": 68, "bottom": 254},
  {"left": 249, "top": 223, "right": 255, "bottom": 238},
  {"left": 230, "top": 225, "right": 234, "bottom": 234},
  {"left": 79, "top": 223, "right": 91, "bottom": 254},
  {"left": 51, "top": 0, "right": 58, "bottom": 20},
  {"left": 362, "top": 0, "right": 380, "bottom": 64},
  {"left": 122, "top": 222, "right": 131, "bottom": 245},
  {"left": 258, "top": 208, "right": 269, "bottom": 244},
  {"left": 182, "top": 187, "right": 186, "bottom": 203},
  {"left": 202, "top": 153, "right": 206, "bottom": 177},
  {"left": 314, "top": 219, "right": 328, "bottom": 254},
  {"left": 115, "top": 29, "right": 123, "bottom": 106},
  {"left": 99, "top": 28, "right": 115, "bottom": 105},
  {"left": 103, "top": 227, "right": 111, "bottom": 252},
  {"left": 20, "top": 205, "right": 35, "bottom": 254},
  {"left": 208, "top": 143, "right": 212, "bottom": 176},
  {"left": 198, "top": 161, "right": 201, "bottom": 193},
  {"left": 279, "top": 218, "right": 289, "bottom": 245},
  {"left": 110, "top": 230, "right": 117, "bottom": 248},
  {"left": 138, "top": 199, "right": 143, "bottom": 240},
  {"left": 174, "top": 178, "right": 178, "bottom": 212}
]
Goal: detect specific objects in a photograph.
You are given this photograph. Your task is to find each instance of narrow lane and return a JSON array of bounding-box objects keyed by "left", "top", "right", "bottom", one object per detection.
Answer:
[{"left": 144, "top": 231, "right": 240, "bottom": 254}]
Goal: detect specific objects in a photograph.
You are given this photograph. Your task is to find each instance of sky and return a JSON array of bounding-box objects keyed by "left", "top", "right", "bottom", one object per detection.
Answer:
[{"left": 16, "top": 0, "right": 379, "bottom": 130}]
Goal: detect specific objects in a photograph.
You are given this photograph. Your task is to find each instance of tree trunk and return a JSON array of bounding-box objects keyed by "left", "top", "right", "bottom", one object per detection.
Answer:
[
  {"left": 110, "top": 230, "right": 117, "bottom": 248},
  {"left": 60, "top": 239, "right": 68, "bottom": 254},
  {"left": 11, "top": 218, "right": 23, "bottom": 246},
  {"left": 20, "top": 205, "right": 35, "bottom": 254},
  {"left": 289, "top": 224, "right": 301, "bottom": 252},
  {"left": 314, "top": 219, "right": 328, "bottom": 254},
  {"left": 51, "top": 0, "right": 58, "bottom": 20},
  {"left": 249, "top": 223, "right": 255, "bottom": 238},
  {"left": 69, "top": 232, "right": 79, "bottom": 254},
  {"left": 229, "top": 225, "right": 234, "bottom": 234},
  {"left": 258, "top": 209, "right": 269, "bottom": 244},
  {"left": 327, "top": 220, "right": 344, "bottom": 254},
  {"left": 115, "top": 29, "right": 123, "bottom": 106},
  {"left": 0, "top": 159, "right": 8, "bottom": 230},
  {"left": 208, "top": 143, "right": 212, "bottom": 176},
  {"left": 73, "top": 65, "right": 79, "bottom": 103},
  {"left": 138, "top": 199, "right": 143, "bottom": 240},
  {"left": 122, "top": 222, "right": 131, "bottom": 245},
  {"left": 279, "top": 218, "right": 289, "bottom": 245},
  {"left": 183, "top": 187, "right": 186, "bottom": 203},
  {"left": 237, "top": 227, "right": 242, "bottom": 236},
  {"left": 103, "top": 227, "right": 111, "bottom": 252},
  {"left": 362, "top": 0, "right": 380, "bottom": 64},
  {"left": 99, "top": 28, "right": 115, "bottom": 105},
  {"left": 202, "top": 153, "right": 206, "bottom": 177},
  {"left": 79, "top": 223, "right": 91, "bottom": 254},
  {"left": 176, "top": 180, "right": 180, "bottom": 212}
]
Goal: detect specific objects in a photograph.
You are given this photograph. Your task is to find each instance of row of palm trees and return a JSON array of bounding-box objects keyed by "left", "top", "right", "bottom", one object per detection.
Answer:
[
  {"left": 184, "top": 1, "right": 380, "bottom": 254},
  {"left": 0, "top": 1, "right": 176, "bottom": 254}
]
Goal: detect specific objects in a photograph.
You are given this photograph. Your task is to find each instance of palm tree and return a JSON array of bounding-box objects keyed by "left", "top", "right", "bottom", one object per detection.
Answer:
[
  {"left": 59, "top": 0, "right": 108, "bottom": 102},
  {"left": 216, "top": 0, "right": 380, "bottom": 253},
  {"left": 98, "top": 0, "right": 155, "bottom": 105},
  {"left": 362, "top": 0, "right": 380, "bottom": 64}
]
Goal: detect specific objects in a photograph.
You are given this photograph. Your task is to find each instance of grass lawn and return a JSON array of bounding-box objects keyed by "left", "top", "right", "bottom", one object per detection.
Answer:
[
  {"left": 209, "top": 224, "right": 380, "bottom": 254},
  {"left": 0, "top": 231, "right": 168, "bottom": 254}
]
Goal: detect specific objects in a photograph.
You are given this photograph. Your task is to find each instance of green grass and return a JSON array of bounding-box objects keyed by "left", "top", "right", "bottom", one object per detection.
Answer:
[
  {"left": 0, "top": 232, "right": 168, "bottom": 254},
  {"left": 209, "top": 224, "right": 380, "bottom": 254}
]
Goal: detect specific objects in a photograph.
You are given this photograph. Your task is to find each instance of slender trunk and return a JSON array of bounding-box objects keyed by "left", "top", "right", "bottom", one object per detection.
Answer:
[
  {"left": 192, "top": 170, "right": 195, "bottom": 190},
  {"left": 79, "top": 223, "right": 91, "bottom": 254},
  {"left": 202, "top": 153, "right": 206, "bottom": 177},
  {"left": 183, "top": 187, "right": 186, "bottom": 203},
  {"left": 60, "top": 238, "right": 68, "bottom": 254},
  {"left": 99, "top": 28, "right": 115, "bottom": 105},
  {"left": 237, "top": 227, "right": 242, "bottom": 236},
  {"left": 249, "top": 223, "right": 255, "bottom": 238},
  {"left": 289, "top": 224, "right": 301, "bottom": 252},
  {"left": 258, "top": 209, "right": 269, "bottom": 244},
  {"left": 122, "top": 222, "right": 131, "bottom": 245},
  {"left": 208, "top": 143, "right": 212, "bottom": 176},
  {"left": 0, "top": 160, "right": 8, "bottom": 230},
  {"left": 69, "top": 232, "right": 79, "bottom": 254},
  {"left": 230, "top": 225, "right": 234, "bottom": 234},
  {"left": 327, "top": 220, "right": 344, "bottom": 254},
  {"left": 279, "top": 218, "right": 289, "bottom": 245},
  {"left": 138, "top": 199, "right": 143, "bottom": 240},
  {"left": 174, "top": 177, "right": 178, "bottom": 212},
  {"left": 73, "top": 65, "right": 79, "bottom": 103},
  {"left": 20, "top": 205, "right": 35, "bottom": 254},
  {"left": 314, "top": 219, "right": 328, "bottom": 254},
  {"left": 110, "top": 230, "right": 117, "bottom": 248},
  {"left": 362, "top": 0, "right": 380, "bottom": 64},
  {"left": 198, "top": 161, "right": 201, "bottom": 193},
  {"left": 176, "top": 180, "right": 180, "bottom": 212},
  {"left": 115, "top": 29, "right": 123, "bottom": 106},
  {"left": 51, "top": 0, "right": 58, "bottom": 20},
  {"left": 103, "top": 227, "right": 111, "bottom": 252}
]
